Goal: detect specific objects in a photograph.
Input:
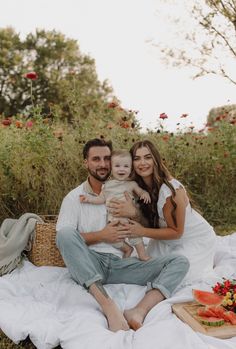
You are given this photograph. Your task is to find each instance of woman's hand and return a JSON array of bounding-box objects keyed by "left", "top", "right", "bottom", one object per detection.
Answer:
[
  {"left": 107, "top": 192, "right": 137, "bottom": 218},
  {"left": 123, "top": 219, "right": 145, "bottom": 238}
]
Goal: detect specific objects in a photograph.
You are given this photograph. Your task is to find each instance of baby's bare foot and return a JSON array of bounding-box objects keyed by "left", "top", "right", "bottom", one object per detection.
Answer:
[
  {"left": 138, "top": 255, "right": 151, "bottom": 261},
  {"left": 124, "top": 308, "right": 145, "bottom": 331}
]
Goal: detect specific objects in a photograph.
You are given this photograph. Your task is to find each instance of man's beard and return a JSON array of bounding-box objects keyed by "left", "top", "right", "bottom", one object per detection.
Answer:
[{"left": 87, "top": 168, "right": 110, "bottom": 182}]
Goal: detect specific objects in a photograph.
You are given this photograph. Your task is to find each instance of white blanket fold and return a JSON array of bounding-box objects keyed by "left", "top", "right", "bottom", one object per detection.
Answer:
[{"left": 0, "top": 233, "right": 236, "bottom": 349}]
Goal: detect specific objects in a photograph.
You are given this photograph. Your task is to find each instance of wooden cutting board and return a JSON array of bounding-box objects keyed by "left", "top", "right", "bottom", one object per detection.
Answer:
[{"left": 172, "top": 301, "right": 236, "bottom": 339}]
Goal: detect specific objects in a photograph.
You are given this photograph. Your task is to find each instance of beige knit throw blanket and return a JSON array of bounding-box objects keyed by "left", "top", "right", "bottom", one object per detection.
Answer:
[{"left": 0, "top": 212, "right": 43, "bottom": 276}]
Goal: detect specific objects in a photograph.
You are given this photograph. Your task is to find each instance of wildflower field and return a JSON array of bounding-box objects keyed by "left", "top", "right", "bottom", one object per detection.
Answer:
[{"left": 0, "top": 104, "right": 235, "bottom": 234}]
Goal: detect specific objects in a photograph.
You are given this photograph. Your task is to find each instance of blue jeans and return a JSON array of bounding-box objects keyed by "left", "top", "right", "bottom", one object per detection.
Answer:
[{"left": 56, "top": 227, "right": 189, "bottom": 298}]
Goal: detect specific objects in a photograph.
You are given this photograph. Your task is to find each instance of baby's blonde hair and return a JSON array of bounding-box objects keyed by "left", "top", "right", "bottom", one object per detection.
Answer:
[{"left": 111, "top": 149, "right": 131, "bottom": 160}]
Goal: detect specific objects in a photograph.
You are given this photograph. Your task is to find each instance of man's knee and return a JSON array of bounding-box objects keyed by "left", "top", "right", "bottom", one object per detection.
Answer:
[
  {"left": 56, "top": 226, "right": 82, "bottom": 249},
  {"left": 171, "top": 254, "right": 190, "bottom": 274}
]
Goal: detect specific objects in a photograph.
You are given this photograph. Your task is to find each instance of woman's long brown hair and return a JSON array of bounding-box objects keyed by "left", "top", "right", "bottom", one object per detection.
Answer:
[{"left": 130, "top": 140, "right": 178, "bottom": 228}]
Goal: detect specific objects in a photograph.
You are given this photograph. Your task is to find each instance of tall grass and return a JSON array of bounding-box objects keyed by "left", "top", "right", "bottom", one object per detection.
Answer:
[{"left": 0, "top": 116, "right": 235, "bottom": 228}]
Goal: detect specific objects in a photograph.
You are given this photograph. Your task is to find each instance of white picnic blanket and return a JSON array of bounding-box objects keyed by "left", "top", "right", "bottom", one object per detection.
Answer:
[{"left": 1, "top": 234, "right": 236, "bottom": 349}]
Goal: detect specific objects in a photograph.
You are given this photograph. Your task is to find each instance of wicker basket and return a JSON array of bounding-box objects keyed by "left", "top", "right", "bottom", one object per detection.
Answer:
[
  {"left": 0, "top": 329, "right": 62, "bottom": 348},
  {"left": 27, "top": 215, "right": 65, "bottom": 267},
  {"left": 0, "top": 330, "right": 36, "bottom": 348}
]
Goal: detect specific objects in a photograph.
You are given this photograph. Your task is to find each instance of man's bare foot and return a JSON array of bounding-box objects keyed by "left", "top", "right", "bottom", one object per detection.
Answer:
[
  {"left": 103, "top": 300, "right": 130, "bottom": 332},
  {"left": 124, "top": 307, "right": 145, "bottom": 331}
]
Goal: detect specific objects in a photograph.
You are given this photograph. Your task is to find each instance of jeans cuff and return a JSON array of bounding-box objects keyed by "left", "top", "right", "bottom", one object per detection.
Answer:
[
  {"left": 146, "top": 282, "right": 171, "bottom": 299},
  {"left": 84, "top": 274, "right": 103, "bottom": 289}
]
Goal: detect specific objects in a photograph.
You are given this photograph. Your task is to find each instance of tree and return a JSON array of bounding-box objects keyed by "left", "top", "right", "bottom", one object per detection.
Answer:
[
  {"left": 0, "top": 28, "right": 114, "bottom": 120},
  {"left": 152, "top": 0, "right": 236, "bottom": 85}
]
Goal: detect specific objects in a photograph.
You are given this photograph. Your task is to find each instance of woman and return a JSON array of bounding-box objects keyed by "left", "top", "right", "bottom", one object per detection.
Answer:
[{"left": 110, "top": 140, "right": 216, "bottom": 283}]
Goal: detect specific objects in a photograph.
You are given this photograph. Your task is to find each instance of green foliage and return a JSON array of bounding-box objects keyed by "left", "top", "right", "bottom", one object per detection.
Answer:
[
  {"left": 0, "top": 112, "right": 235, "bottom": 229},
  {"left": 0, "top": 27, "right": 115, "bottom": 120},
  {"left": 146, "top": 121, "right": 236, "bottom": 226}
]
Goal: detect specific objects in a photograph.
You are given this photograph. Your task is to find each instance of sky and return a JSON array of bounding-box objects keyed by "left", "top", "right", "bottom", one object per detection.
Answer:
[{"left": 1, "top": 0, "right": 235, "bottom": 132}]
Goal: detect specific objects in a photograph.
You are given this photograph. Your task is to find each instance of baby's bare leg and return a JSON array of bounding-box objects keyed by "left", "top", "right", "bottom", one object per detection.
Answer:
[
  {"left": 120, "top": 242, "right": 133, "bottom": 258},
  {"left": 134, "top": 242, "right": 150, "bottom": 261}
]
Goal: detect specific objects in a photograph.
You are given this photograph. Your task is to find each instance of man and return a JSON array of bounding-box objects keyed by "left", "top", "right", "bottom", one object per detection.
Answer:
[{"left": 56, "top": 138, "right": 189, "bottom": 332}]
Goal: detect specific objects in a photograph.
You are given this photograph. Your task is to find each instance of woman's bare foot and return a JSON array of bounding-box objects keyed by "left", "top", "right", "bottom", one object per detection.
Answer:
[
  {"left": 103, "top": 300, "right": 130, "bottom": 332},
  {"left": 123, "top": 307, "right": 145, "bottom": 331}
]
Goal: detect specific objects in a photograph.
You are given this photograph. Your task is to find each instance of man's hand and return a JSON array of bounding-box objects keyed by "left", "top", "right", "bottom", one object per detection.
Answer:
[
  {"left": 107, "top": 192, "right": 137, "bottom": 218},
  {"left": 100, "top": 220, "right": 130, "bottom": 244}
]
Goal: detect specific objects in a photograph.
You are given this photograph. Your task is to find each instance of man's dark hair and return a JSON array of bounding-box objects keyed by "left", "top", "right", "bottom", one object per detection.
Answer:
[{"left": 83, "top": 138, "right": 113, "bottom": 159}]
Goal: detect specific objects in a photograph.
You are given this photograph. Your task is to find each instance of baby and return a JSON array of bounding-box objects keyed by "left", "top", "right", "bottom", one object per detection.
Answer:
[{"left": 80, "top": 150, "right": 151, "bottom": 260}]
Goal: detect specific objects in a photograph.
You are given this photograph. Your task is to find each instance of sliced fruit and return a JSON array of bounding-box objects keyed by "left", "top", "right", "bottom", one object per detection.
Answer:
[
  {"left": 200, "top": 317, "right": 225, "bottom": 326},
  {"left": 222, "top": 311, "right": 236, "bottom": 325},
  {"left": 193, "top": 289, "right": 224, "bottom": 306},
  {"left": 197, "top": 306, "right": 216, "bottom": 317},
  {"left": 206, "top": 305, "right": 226, "bottom": 318}
]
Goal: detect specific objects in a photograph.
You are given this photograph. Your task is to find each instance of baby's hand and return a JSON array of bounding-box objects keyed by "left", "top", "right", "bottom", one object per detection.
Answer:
[
  {"left": 140, "top": 191, "right": 151, "bottom": 204},
  {"left": 79, "top": 195, "right": 89, "bottom": 203}
]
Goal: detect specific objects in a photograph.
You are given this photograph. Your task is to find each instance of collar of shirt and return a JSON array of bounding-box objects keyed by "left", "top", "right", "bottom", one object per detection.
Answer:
[{"left": 83, "top": 178, "right": 104, "bottom": 196}]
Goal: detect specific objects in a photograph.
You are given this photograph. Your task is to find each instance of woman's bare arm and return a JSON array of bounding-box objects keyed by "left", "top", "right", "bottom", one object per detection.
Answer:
[{"left": 124, "top": 188, "right": 188, "bottom": 240}]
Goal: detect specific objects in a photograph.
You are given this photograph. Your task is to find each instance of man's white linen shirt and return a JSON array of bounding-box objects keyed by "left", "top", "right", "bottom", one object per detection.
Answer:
[{"left": 56, "top": 180, "right": 123, "bottom": 258}]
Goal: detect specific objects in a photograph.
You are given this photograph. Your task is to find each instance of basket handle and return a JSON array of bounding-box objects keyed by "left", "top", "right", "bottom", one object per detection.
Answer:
[{"left": 40, "top": 215, "right": 58, "bottom": 223}]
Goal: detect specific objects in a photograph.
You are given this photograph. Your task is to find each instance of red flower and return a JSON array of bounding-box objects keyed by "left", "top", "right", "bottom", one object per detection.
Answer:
[
  {"left": 180, "top": 113, "right": 188, "bottom": 118},
  {"left": 24, "top": 72, "right": 38, "bottom": 80},
  {"left": 2, "top": 119, "right": 12, "bottom": 126},
  {"left": 213, "top": 282, "right": 221, "bottom": 293},
  {"left": 15, "top": 120, "right": 23, "bottom": 128},
  {"left": 120, "top": 121, "right": 130, "bottom": 129},
  {"left": 224, "top": 280, "right": 232, "bottom": 288},
  {"left": 159, "top": 113, "right": 168, "bottom": 120},
  {"left": 162, "top": 135, "right": 169, "bottom": 141},
  {"left": 208, "top": 127, "right": 215, "bottom": 132},
  {"left": 108, "top": 102, "right": 118, "bottom": 109}
]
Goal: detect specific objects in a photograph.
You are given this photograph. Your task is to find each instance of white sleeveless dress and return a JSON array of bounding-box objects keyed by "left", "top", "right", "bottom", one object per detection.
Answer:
[{"left": 147, "top": 179, "right": 217, "bottom": 283}]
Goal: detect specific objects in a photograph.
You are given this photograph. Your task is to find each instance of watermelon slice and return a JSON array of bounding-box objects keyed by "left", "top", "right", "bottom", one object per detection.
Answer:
[
  {"left": 197, "top": 306, "right": 217, "bottom": 317},
  {"left": 192, "top": 289, "right": 224, "bottom": 306},
  {"left": 222, "top": 311, "right": 236, "bottom": 325},
  {"left": 200, "top": 317, "right": 225, "bottom": 327}
]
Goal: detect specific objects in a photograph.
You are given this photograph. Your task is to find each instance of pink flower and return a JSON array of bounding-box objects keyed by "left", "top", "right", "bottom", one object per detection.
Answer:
[
  {"left": 159, "top": 113, "right": 168, "bottom": 120},
  {"left": 25, "top": 120, "right": 33, "bottom": 128},
  {"left": 24, "top": 72, "right": 38, "bottom": 80}
]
